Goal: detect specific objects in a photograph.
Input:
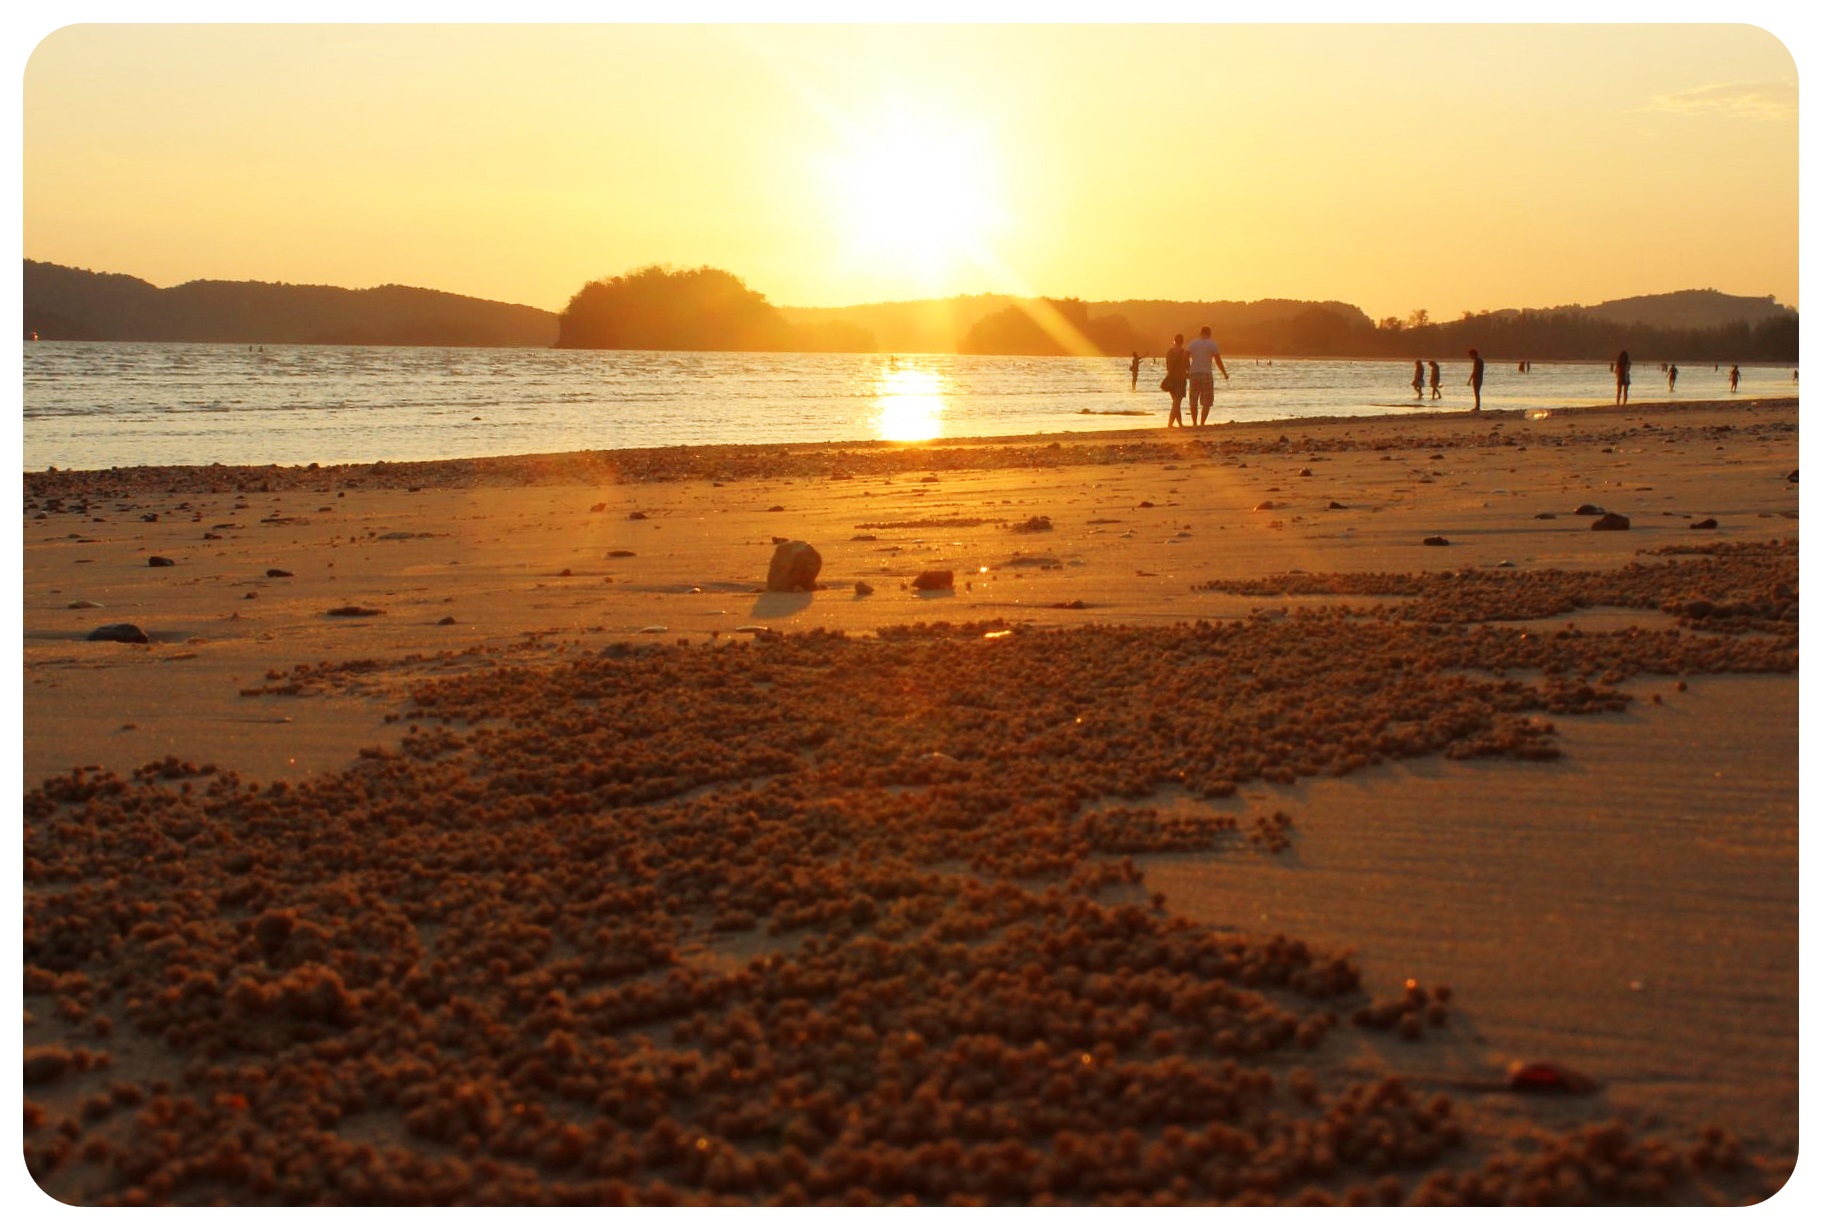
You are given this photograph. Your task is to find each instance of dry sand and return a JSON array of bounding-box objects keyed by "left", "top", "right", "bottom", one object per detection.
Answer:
[{"left": 18, "top": 397, "right": 1802, "bottom": 1205}]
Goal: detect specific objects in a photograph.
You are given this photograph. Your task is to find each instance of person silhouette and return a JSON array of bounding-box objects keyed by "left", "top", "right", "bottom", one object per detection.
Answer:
[
  {"left": 1129, "top": 351, "right": 1141, "bottom": 391},
  {"left": 1668, "top": 364, "right": 1678, "bottom": 393},
  {"left": 1162, "top": 334, "right": 1189, "bottom": 428},
  {"left": 1729, "top": 364, "right": 1741, "bottom": 392},
  {"left": 1467, "top": 348, "right": 1484, "bottom": 412},
  {"left": 1428, "top": 360, "right": 1441, "bottom": 399},
  {"left": 1412, "top": 360, "right": 1425, "bottom": 399},
  {"left": 1614, "top": 350, "right": 1631, "bottom": 405},
  {"left": 1185, "top": 326, "right": 1229, "bottom": 426}
]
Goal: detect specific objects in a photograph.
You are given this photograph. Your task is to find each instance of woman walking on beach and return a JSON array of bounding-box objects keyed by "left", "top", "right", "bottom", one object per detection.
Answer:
[
  {"left": 1668, "top": 364, "right": 1679, "bottom": 393},
  {"left": 1162, "top": 334, "right": 1189, "bottom": 428},
  {"left": 1614, "top": 350, "right": 1631, "bottom": 405},
  {"left": 1412, "top": 360, "right": 1425, "bottom": 399},
  {"left": 1428, "top": 360, "right": 1441, "bottom": 399},
  {"left": 1466, "top": 348, "right": 1485, "bottom": 413},
  {"left": 1730, "top": 364, "right": 1741, "bottom": 392}
]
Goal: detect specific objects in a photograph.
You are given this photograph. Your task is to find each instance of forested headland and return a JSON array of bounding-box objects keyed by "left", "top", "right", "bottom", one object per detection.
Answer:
[{"left": 27, "top": 257, "right": 1796, "bottom": 363}]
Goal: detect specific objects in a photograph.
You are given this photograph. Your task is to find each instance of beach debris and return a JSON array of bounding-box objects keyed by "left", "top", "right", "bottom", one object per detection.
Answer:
[
  {"left": 851, "top": 534, "right": 878, "bottom": 542},
  {"left": 1496, "top": 560, "right": 1515, "bottom": 568},
  {"left": 628, "top": 511, "right": 648, "bottom": 521},
  {"left": 1422, "top": 536, "right": 1451, "bottom": 547},
  {"left": 66, "top": 600, "right": 104, "bottom": 610},
  {"left": 436, "top": 616, "right": 457, "bottom": 626},
  {"left": 1505, "top": 1061, "right": 1601, "bottom": 1095},
  {"left": 636, "top": 625, "right": 668, "bottom": 635},
  {"left": 1533, "top": 512, "right": 1556, "bottom": 520},
  {"left": 733, "top": 624, "right": 768, "bottom": 634},
  {"left": 1327, "top": 501, "right": 1348, "bottom": 510},
  {"left": 325, "top": 606, "right": 383, "bottom": 617},
  {"left": 1296, "top": 468, "right": 1313, "bottom": 477},
  {"left": 607, "top": 549, "right": 636, "bottom": 558},
  {"left": 589, "top": 502, "right": 607, "bottom": 513},
  {"left": 1786, "top": 469, "right": 1797, "bottom": 483},
  {"left": 1572, "top": 504, "right": 1606, "bottom": 516},
  {"left": 770, "top": 535, "right": 789, "bottom": 545},
  {"left": 765, "top": 540, "right": 823, "bottom": 592},
  {"left": 86, "top": 623, "right": 148, "bottom": 644},
  {"left": 265, "top": 568, "right": 293, "bottom": 578},
  {"left": 147, "top": 556, "right": 175, "bottom": 567},
  {"left": 912, "top": 569, "right": 954, "bottom": 591},
  {"left": 854, "top": 581, "right": 875, "bottom": 597},
  {"left": 1138, "top": 500, "right": 1155, "bottom": 508},
  {"left": 1010, "top": 515, "right": 1054, "bottom": 533},
  {"left": 767, "top": 504, "right": 786, "bottom": 513},
  {"left": 1253, "top": 501, "right": 1277, "bottom": 512},
  {"left": 1051, "top": 599, "right": 1088, "bottom": 609},
  {"left": 1590, "top": 513, "right": 1631, "bottom": 531},
  {"left": 1691, "top": 517, "right": 1719, "bottom": 530},
  {"left": 558, "top": 568, "right": 572, "bottom": 577}
]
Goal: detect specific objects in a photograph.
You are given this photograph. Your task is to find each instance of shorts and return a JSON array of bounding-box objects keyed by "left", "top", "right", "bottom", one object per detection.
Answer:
[{"left": 1189, "top": 372, "right": 1215, "bottom": 407}]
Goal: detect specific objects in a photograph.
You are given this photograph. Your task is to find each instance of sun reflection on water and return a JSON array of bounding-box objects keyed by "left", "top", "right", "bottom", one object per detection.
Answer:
[{"left": 872, "top": 363, "right": 947, "bottom": 442}]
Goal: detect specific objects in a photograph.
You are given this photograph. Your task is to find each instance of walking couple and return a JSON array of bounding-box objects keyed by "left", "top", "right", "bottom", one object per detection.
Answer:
[{"left": 1161, "top": 326, "right": 1229, "bottom": 427}]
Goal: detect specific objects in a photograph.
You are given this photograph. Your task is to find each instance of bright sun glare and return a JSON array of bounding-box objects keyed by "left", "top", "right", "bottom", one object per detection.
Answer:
[
  {"left": 872, "top": 363, "right": 947, "bottom": 442},
  {"left": 821, "top": 108, "right": 1005, "bottom": 288}
]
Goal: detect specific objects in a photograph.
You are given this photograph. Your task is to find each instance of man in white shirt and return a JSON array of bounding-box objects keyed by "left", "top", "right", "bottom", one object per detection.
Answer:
[{"left": 1185, "top": 326, "right": 1229, "bottom": 426}]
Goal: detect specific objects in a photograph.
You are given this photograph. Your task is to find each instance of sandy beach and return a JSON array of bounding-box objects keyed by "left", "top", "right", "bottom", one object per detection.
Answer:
[{"left": 21, "top": 397, "right": 1799, "bottom": 1205}]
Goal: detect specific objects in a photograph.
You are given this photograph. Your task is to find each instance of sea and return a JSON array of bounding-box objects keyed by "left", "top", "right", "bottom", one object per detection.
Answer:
[{"left": 20, "top": 342, "right": 1794, "bottom": 473}]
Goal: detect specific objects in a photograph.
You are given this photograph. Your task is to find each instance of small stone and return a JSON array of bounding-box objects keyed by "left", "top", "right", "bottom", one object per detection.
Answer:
[
  {"left": 147, "top": 556, "right": 175, "bottom": 567},
  {"left": 325, "top": 606, "right": 383, "bottom": 617},
  {"left": 766, "top": 541, "right": 823, "bottom": 592},
  {"left": 1787, "top": 470, "right": 1798, "bottom": 483},
  {"left": 589, "top": 502, "right": 607, "bottom": 513},
  {"left": 854, "top": 581, "right": 874, "bottom": 597},
  {"left": 436, "top": 615, "right": 457, "bottom": 626},
  {"left": 265, "top": 568, "right": 293, "bottom": 578},
  {"left": 1690, "top": 517, "right": 1718, "bottom": 529},
  {"left": 87, "top": 623, "right": 148, "bottom": 644},
  {"left": 1327, "top": 501, "right": 1347, "bottom": 510},
  {"left": 628, "top": 511, "right": 647, "bottom": 520},
  {"left": 67, "top": 600, "right": 104, "bottom": 610},
  {"left": 1590, "top": 513, "right": 1631, "bottom": 531},
  {"left": 1422, "top": 536, "right": 1450, "bottom": 546},
  {"left": 1573, "top": 504, "right": 1605, "bottom": 516},
  {"left": 1253, "top": 501, "right": 1276, "bottom": 512},
  {"left": 1533, "top": 512, "right": 1557, "bottom": 520},
  {"left": 911, "top": 569, "right": 954, "bottom": 591}
]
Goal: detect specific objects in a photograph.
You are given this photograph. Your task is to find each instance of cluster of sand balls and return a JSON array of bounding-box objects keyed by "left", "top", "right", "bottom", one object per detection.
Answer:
[
  {"left": 1202, "top": 540, "right": 1796, "bottom": 631},
  {"left": 26, "top": 563, "right": 1790, "bottom": 1204}
]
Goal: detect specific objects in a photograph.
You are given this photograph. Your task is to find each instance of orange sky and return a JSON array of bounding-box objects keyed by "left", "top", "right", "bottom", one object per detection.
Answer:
[{"left": 20, "top": 20, "right": 1802, "bottom": 322}]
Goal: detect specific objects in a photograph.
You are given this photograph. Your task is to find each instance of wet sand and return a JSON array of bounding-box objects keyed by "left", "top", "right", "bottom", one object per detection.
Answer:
[{"left": 20, "top": 397, "right": 1801, "bottom": 1205}]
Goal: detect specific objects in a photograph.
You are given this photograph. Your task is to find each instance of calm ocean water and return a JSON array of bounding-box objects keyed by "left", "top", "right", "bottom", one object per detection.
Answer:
[{"left": 20, "top": 342, "right": 1792, "bottom": 472}]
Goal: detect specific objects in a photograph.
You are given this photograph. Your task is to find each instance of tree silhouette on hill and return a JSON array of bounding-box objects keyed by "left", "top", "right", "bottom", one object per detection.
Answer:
[{"left": 556, "top": 265, "right": 871, "bottom": 352}]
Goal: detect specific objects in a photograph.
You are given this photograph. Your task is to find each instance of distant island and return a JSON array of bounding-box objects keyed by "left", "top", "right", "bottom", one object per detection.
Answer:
[
  {"left": 24, "top": 260, "right": 559, "bottom": 347},
  {"left": 25, "top": 259, "right": 1797, "bottom": 362}
]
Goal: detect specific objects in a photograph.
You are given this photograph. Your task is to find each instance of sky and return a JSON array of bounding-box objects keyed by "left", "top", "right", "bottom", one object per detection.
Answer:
[{"left": 17, "top": 15, "right": 1804, "bottom": 324}]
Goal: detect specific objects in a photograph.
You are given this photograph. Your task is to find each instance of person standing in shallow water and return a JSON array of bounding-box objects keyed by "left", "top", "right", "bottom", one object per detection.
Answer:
[
  {"left": 1162, "top": 334, "right": 1190, "bottom": 428},
  {"left": 1730, "top": 364, "right": 1741, "bottom": 392},
  {"left": 1185, "top": 326, "right": 1229, "bottom": 426},
  {"left": 1428, "top": 360, "right": 1442, "bottom": 399},
  {"left": 1129, "top": 351, "right": 1141, "bottom": 391},
  {"left": 1668, "top": 364, "right": 1679, "bottom": 393},
  {"left": 1466, "top": 348, "right": 1485, "bottom": 412},
  {"left": 1614, "top": 350, "right": 1631, "bottom": 405},
  {"left": 1412, "top": 360, "right": 1425, "bottom": 399}
]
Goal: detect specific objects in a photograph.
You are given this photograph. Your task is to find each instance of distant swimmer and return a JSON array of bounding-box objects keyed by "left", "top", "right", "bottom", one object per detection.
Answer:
[
  {"left": 1668, "top": 364, "right": 1678, "bottom": 393},
  {"left": 1614, "top": 349, "right": 1631, "bottom": 405},
  {"left": 1130, "top": 351, "right": 1142, "bottom": 391},
  {"left": 1729, "top": 364, "right": 1741, "bottom": 392},
  {"left": 1429, "top": 360, "right": 1441, "bottom": 399},
  {"left": 1412, "top": 360, "right": 1425, "bottom": 399},
  {"left": 1185, "top": 326, "right": 1230, "bottom": 426},
  {"left": 1467, "top": 347, "right": 1485, "bottom": 413}
]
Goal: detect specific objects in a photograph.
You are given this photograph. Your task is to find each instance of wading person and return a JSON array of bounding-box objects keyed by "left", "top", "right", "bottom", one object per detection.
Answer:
[
  {"left": 1467, "top": 348, "right": 1485, "bottom": 413},
  {"left": 1162, "top": 334, "right": 1189, "bottom": 428},
  {"left": 1186, "top": 326, "right": 1229, "bottom": 426},
  {"left": 1615, "top": 349, "right": 1631, "bottom": 405}
]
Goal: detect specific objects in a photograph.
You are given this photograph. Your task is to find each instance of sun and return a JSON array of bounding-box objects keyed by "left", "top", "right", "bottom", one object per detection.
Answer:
[{"left": 818, "top": 107, "right": 1006, "bottom": 289}]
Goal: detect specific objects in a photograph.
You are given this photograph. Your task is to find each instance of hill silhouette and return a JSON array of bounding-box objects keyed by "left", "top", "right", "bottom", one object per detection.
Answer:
[
  {"left": 24, "top": 260, "right": 558, "bottom": 346},
  {"left": 555, "top": 265, "right": 871, "bottom": 353}
]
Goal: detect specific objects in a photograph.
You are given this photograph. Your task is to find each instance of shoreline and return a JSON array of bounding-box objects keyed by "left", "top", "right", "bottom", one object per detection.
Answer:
[
  {"left": 23, "top": 396, "right": 1796, "bottom": 493},
  {"left": 21, "top": 393, "right": 1800, "bottom": 1204}
]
